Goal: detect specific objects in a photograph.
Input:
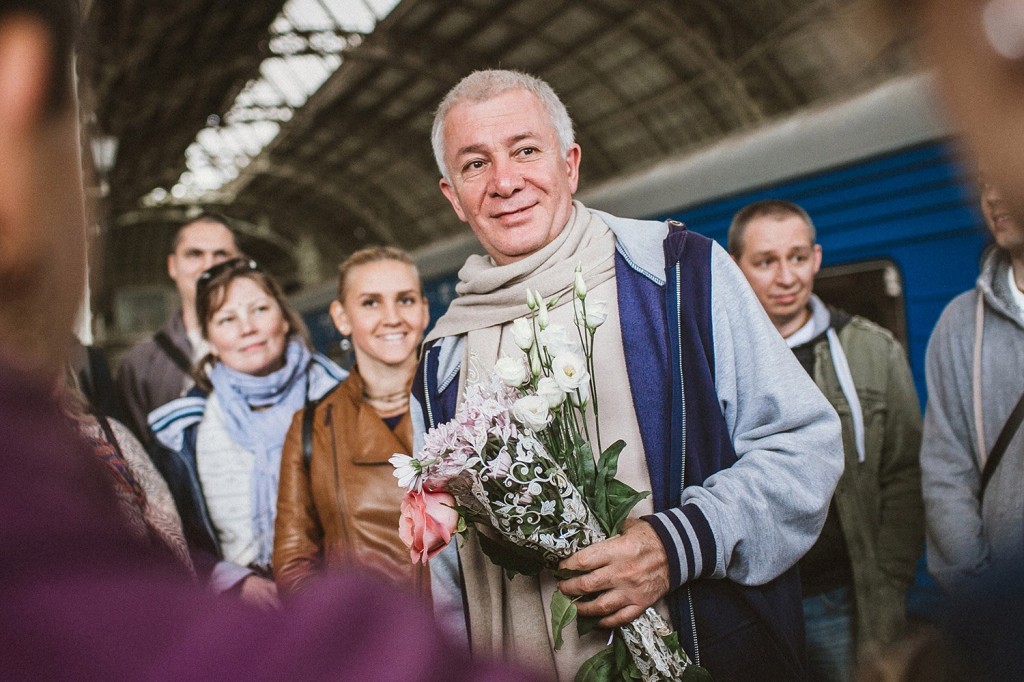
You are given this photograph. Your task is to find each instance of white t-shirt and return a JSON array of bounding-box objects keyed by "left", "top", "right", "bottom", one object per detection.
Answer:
[{"left": 1008, "top": 264, "right": 1024, "bottom": 314}]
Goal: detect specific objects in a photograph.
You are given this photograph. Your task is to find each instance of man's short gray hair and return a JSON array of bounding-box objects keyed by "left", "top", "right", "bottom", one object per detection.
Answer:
[{"left": 430, "top": 69, "right": 575, "bottom": 181}]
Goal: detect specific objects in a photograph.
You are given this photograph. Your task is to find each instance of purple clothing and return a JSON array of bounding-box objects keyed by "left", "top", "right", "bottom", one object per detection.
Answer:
[{"left": 0, "top": 361, "right": 544, "bottom": 681}]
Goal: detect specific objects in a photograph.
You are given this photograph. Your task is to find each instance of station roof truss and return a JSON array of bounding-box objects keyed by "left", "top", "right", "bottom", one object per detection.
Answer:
[{"left": 81, "top": 0, "right": 912, "bottom": 309}]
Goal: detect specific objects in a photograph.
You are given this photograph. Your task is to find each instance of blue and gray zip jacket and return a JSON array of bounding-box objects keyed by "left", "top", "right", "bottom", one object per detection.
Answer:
[{"left": 413, "top": 209, "right": 842, "bottom": 680}]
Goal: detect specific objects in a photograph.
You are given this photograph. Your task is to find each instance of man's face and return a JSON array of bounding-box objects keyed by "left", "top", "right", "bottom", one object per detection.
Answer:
[
  {"left": 980, "top": 175, "right": 1024, "bottom": 257},
  {"left": 734, "top": 214, "right": 822, "bottom": 337},
  {"left": 167, "top": 221, "right": 239, "bottom": 307},
  {"left": 438, "top": 88, "right": 581, "bottom": 266}
]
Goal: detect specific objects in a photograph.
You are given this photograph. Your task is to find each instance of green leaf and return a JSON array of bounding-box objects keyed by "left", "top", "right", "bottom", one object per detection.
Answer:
[
  {"left": 607, "top": 490, "right": 651, "bottom": 536},
  {"left": 613, "top": 632, "right": 631, "bottom": 672},
  {"left": 574, "top": 646, "right": 616, "bottom": 682},
  {"left": 549, "top": 589, "right": 577, "bottom": 650},
  {"left": 593, "top": 440, "right": 627, "bottom": 535},
  {"left": 575, "top": 437, "right": 597, "bottom": 500},
  {"left": 681, "top": 664, "right": 715, "bottom": 681},
  {"left": 474, "top": 529, "right": 546, "bottom": 577},
  {"left": 575, "top": 613, "right": 601, "bottom": 637}
]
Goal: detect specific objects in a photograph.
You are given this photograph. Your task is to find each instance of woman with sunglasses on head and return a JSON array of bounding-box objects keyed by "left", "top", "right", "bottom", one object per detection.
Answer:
[
  {"left": 149, "top": 258, "right": 346, "bottom": 608},
  {"left": 273, "top": 246, "right": 430, "bottom": 599}
]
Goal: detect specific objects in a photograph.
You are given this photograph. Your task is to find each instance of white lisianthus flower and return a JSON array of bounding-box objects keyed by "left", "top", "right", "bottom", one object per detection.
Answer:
[
  {"left": 538, "top": 324, "right": 576, "bottom": 357},
  {"left": 530, "top": 347, "right": 542, "bottom": 378},
  {"left": 494, "top": 356, "right": 529, "bottom": 387},
  {"left": 584, "top": 299, "right": 609, "bottom": 330},
  {"left": 536, "top": 376, "right": 565, "bottom": 408},
  {"left": 552, "top": 352, "right": 590, "bottom": 393},
  {"left": 537, "top": 292, "right": 549, "bottom": 330},
  {"left": 574, "top": 270, "right": 587, "bottom": 299},
  {"left": 569, "top": 381, "right": 590, "bottom": 408},
  {"left": 389, "top": 453, "right": 421, "bottom": 491},
  {"left": 512, "top": 395, "right": 551, "bottom": 431},
  {"left": 526, "top": 289, "right": 538, "bottom": 310},
  {"left": 511, "top": 317, "right": 534, "bottom": 351}
]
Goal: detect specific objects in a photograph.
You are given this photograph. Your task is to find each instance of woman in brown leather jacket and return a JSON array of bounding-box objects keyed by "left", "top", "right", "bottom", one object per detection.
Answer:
[{"left": 273, "top": 247, "right": 430, "bottom": 598}]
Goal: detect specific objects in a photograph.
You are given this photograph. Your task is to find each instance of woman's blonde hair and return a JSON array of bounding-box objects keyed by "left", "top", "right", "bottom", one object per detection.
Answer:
[{"left": 336, "top": 246, "right": 421, "bottom": 303}]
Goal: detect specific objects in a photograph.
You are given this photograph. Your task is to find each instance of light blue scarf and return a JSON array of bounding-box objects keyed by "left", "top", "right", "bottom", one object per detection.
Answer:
[{"left": 208, "top": 338, "right": 311, "bottom": 568}]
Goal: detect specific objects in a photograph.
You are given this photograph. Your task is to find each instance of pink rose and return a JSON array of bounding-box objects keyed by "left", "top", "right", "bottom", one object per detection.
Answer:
[{"left": 398, "top": 490, "right": 459, "bottom": 564}]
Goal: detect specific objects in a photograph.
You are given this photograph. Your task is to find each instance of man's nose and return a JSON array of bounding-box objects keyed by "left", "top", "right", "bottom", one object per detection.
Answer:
[
  {"left": 490, "top": 157, "right": 523, "bottom": 197},
  {"left": 777, "top": 262, "right": 797, "bottom": 285}
]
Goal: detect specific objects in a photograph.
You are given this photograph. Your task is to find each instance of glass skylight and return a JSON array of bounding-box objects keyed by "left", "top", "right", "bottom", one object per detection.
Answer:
[{"left": 142, "top": 0, "right": 399, "bottom": 207}]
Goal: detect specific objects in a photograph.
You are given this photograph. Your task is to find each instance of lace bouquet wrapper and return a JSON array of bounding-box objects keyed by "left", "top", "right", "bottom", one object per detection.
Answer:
[{"left": 392, "top": 267, "right": 710, "bottom": 682}]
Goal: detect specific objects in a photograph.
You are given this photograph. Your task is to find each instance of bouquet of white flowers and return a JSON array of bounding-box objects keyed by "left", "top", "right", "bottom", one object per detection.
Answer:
[{"left": 392, "top": 264, "right": 711, "bottom": 682}]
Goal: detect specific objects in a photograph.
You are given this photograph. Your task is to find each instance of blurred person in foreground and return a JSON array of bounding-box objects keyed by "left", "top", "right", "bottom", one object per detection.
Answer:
[
  {"left": 859, "top": 2, "right": 1024, "bottom": 680},
  {"left": 419, "top": 68, "right": 843, "bottom": 681},
  {"left": 116, "top": 212, "right": 240, "bottom": 444},
  {"left": 148, "top": 258, "right": 346, "bottom": 608},
  {"left": 274, "top": 246, "right": 431, "bottom": 598},
  {"left": 881, "top": 0, "right": 1024, "bottom": 606},
  {"left": 0, "top": 2, "right": 537, "bottom": 679},
  {"left": 730, "top": 200, "right": 924, "bottom": 680}
]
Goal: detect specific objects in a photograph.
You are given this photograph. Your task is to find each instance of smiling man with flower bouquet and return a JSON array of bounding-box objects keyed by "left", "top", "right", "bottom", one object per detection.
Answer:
[{"left": 405, "top": 69, "right": 843, "bottom": 681}]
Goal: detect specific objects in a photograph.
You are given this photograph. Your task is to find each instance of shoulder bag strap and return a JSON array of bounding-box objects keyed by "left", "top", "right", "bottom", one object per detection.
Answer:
[
  {"left": 154, "top": 330, "right": 196, "bottom": 376},
  {"left": 980, "top": 388, "right": 1024, "bottom": 501}
]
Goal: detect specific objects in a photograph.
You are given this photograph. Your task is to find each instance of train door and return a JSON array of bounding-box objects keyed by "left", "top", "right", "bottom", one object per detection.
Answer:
[{"left": 814, "top": 259, "right": 907, "bottom": 348}]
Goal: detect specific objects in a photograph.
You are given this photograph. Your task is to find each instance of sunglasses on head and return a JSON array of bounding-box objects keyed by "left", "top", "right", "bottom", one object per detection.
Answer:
[{"left": 196, "top": 257, "right": 261, "bottom": 300}]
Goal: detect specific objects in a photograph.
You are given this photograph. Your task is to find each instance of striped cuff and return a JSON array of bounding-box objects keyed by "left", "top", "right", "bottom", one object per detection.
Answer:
[{"left": 642, "top": 504, "right": 716, "bottom": 590}]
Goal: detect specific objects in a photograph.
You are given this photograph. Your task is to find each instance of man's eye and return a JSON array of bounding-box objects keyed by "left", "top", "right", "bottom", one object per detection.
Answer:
[
  {"left": 361, "top": 299, "right": 378, "bottom": 307},
  {"left": 464, "top": 160, "right": 485, "bottom": 172},
  {"left": 518, "top": 147, "right": 537, "bottom": 157}
]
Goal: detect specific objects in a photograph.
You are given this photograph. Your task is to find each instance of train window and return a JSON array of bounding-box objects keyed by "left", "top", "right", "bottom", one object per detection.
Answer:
[{"left": 814, "top": 259, "right": 907, "bottom": 347}]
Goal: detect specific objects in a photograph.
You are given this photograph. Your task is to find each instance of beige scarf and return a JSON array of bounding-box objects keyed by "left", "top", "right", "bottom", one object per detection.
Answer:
[{"left": 425, "top": 201, "right": 616, "bottom": 344}]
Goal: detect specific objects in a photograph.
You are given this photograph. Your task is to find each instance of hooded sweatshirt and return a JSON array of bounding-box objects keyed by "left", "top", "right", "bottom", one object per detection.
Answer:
[{"left": 922, "top": 247, "right": 1024, "bottom": 592}]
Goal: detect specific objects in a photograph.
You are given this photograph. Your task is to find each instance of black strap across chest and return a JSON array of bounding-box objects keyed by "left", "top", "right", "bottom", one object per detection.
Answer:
[{"left": 980, "top": 389, "right": 1024, "bottom": 501}]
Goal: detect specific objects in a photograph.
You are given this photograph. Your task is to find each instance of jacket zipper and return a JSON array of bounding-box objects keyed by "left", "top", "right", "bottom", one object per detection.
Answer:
[
  {"left": 676, "top": 262, "right": 700, "bottom": 667},
  {"left": 325, "top": 403, "right": 351, "bottom": 544},
  {"left": 423, "top": 349, "right": 437, "bottom": 429}
]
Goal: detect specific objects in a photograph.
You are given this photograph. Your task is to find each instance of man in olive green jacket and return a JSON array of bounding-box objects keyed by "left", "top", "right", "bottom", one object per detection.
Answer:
[{"left": 730, "top": 200, "right": 924, "bottom": 681}]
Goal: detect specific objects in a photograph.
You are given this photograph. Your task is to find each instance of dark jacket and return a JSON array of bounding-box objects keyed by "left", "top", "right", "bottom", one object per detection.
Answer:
[{"left": 795, "top": 299, "right": 924, "bottom": 654}]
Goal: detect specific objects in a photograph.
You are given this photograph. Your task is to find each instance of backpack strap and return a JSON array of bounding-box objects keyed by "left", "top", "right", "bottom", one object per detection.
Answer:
[
  {"left": 300, "top": 383, "right": 341, "bottom": 470},
  {"left": 302, "top": 396, "right": 317, "bottom": 470},
  {"left": 980, "top": 388, "right": 1024, "bottom": 501}
]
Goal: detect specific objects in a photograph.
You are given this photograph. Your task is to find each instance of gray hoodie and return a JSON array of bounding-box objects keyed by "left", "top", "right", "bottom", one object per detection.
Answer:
[{"left": 922, "top": 247, "right": 1024, "bottom": 592}]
